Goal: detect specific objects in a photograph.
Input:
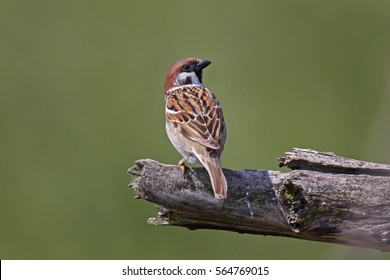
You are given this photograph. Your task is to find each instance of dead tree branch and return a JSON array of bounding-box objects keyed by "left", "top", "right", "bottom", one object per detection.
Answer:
[{"left": 128, "top": 148, "right": 390, "bottom": 251}]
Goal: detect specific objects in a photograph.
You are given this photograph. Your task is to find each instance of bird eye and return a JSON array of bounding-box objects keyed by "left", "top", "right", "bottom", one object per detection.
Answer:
[{"left": 183, "top": 64, "right": 191, "bottom": 71}]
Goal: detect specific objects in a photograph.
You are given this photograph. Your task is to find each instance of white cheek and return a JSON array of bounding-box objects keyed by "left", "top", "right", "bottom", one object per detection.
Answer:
[{"left": 177, "top": 72, "right": 202, "bottom": 85}]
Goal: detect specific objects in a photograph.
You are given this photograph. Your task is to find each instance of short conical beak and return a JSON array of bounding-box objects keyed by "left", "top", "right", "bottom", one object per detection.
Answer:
[{"left": 196, "top": 59, "right": 211, "bottom": 71}]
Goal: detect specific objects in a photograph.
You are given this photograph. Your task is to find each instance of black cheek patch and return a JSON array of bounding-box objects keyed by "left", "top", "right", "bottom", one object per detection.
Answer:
[{"left": 185, "top": 76, "right": 192, "bottom": 84}]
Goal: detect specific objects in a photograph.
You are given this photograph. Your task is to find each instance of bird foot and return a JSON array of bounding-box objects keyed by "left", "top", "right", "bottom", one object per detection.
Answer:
[{"left": 178, "top": 158, "right": 192, "bottom": 175}]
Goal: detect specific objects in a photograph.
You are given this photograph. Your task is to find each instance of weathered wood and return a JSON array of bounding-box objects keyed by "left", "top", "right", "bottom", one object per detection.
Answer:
[
  {"left": 279, "top": 148, "right": 390, "bottom": 176},
  {"left": 128, "top": 148, "right": 390, "bottom": 251}
]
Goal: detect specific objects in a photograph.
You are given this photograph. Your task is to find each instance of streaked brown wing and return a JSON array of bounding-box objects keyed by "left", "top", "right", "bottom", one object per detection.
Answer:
[{"left": 165, "top": 86, "right": 225, "bottom": 150}]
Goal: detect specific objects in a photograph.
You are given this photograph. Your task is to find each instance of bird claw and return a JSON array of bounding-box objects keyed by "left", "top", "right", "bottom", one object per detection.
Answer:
[{"left": 178, "top": 158, "right": 192, "bottom": 176}]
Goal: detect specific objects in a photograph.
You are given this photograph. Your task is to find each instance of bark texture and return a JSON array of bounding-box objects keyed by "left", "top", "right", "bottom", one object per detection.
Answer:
[{"left": 128, "top": 148, "right": 390, "bottom": 251}]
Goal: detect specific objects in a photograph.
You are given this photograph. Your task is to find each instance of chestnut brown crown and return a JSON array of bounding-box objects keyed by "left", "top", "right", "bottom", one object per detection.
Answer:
[{"left": 164, "top": 58, "right": 211, "bottom": 93}]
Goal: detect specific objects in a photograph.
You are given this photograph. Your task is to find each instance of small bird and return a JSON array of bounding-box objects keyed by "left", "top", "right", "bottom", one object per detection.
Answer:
[{"left": 164, "top": 58, "right": 228, "bottom": 199}]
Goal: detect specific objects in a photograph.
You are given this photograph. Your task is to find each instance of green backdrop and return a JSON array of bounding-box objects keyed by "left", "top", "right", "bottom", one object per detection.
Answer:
[{"left": 1, "top": 0, "right": 389, "bottom": 259}]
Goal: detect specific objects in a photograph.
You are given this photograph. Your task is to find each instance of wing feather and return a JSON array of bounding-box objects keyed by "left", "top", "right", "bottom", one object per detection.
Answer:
[{"left": 165, "top": 86, "right": 225, "bottom": 150}]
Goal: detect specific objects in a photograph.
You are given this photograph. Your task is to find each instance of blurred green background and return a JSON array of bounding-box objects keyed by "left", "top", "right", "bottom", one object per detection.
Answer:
[{"left": 1, "top": 0, "right": 389, "bottom": 259}]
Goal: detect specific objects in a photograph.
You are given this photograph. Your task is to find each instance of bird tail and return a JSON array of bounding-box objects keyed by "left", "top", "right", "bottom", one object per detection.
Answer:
[{"left": 203, "top": 157, "right": 228, "bottom": 199}]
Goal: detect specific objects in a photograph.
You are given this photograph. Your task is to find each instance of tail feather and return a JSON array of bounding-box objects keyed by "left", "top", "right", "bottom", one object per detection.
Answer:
[{"left": 203, "top": 157, "right": 227, "bottom": 199}]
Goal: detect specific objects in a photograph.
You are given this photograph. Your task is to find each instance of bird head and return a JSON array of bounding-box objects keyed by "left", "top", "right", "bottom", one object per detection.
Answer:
[{"left": 164, "top": 58, "right": 211, "bottom": 93}]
